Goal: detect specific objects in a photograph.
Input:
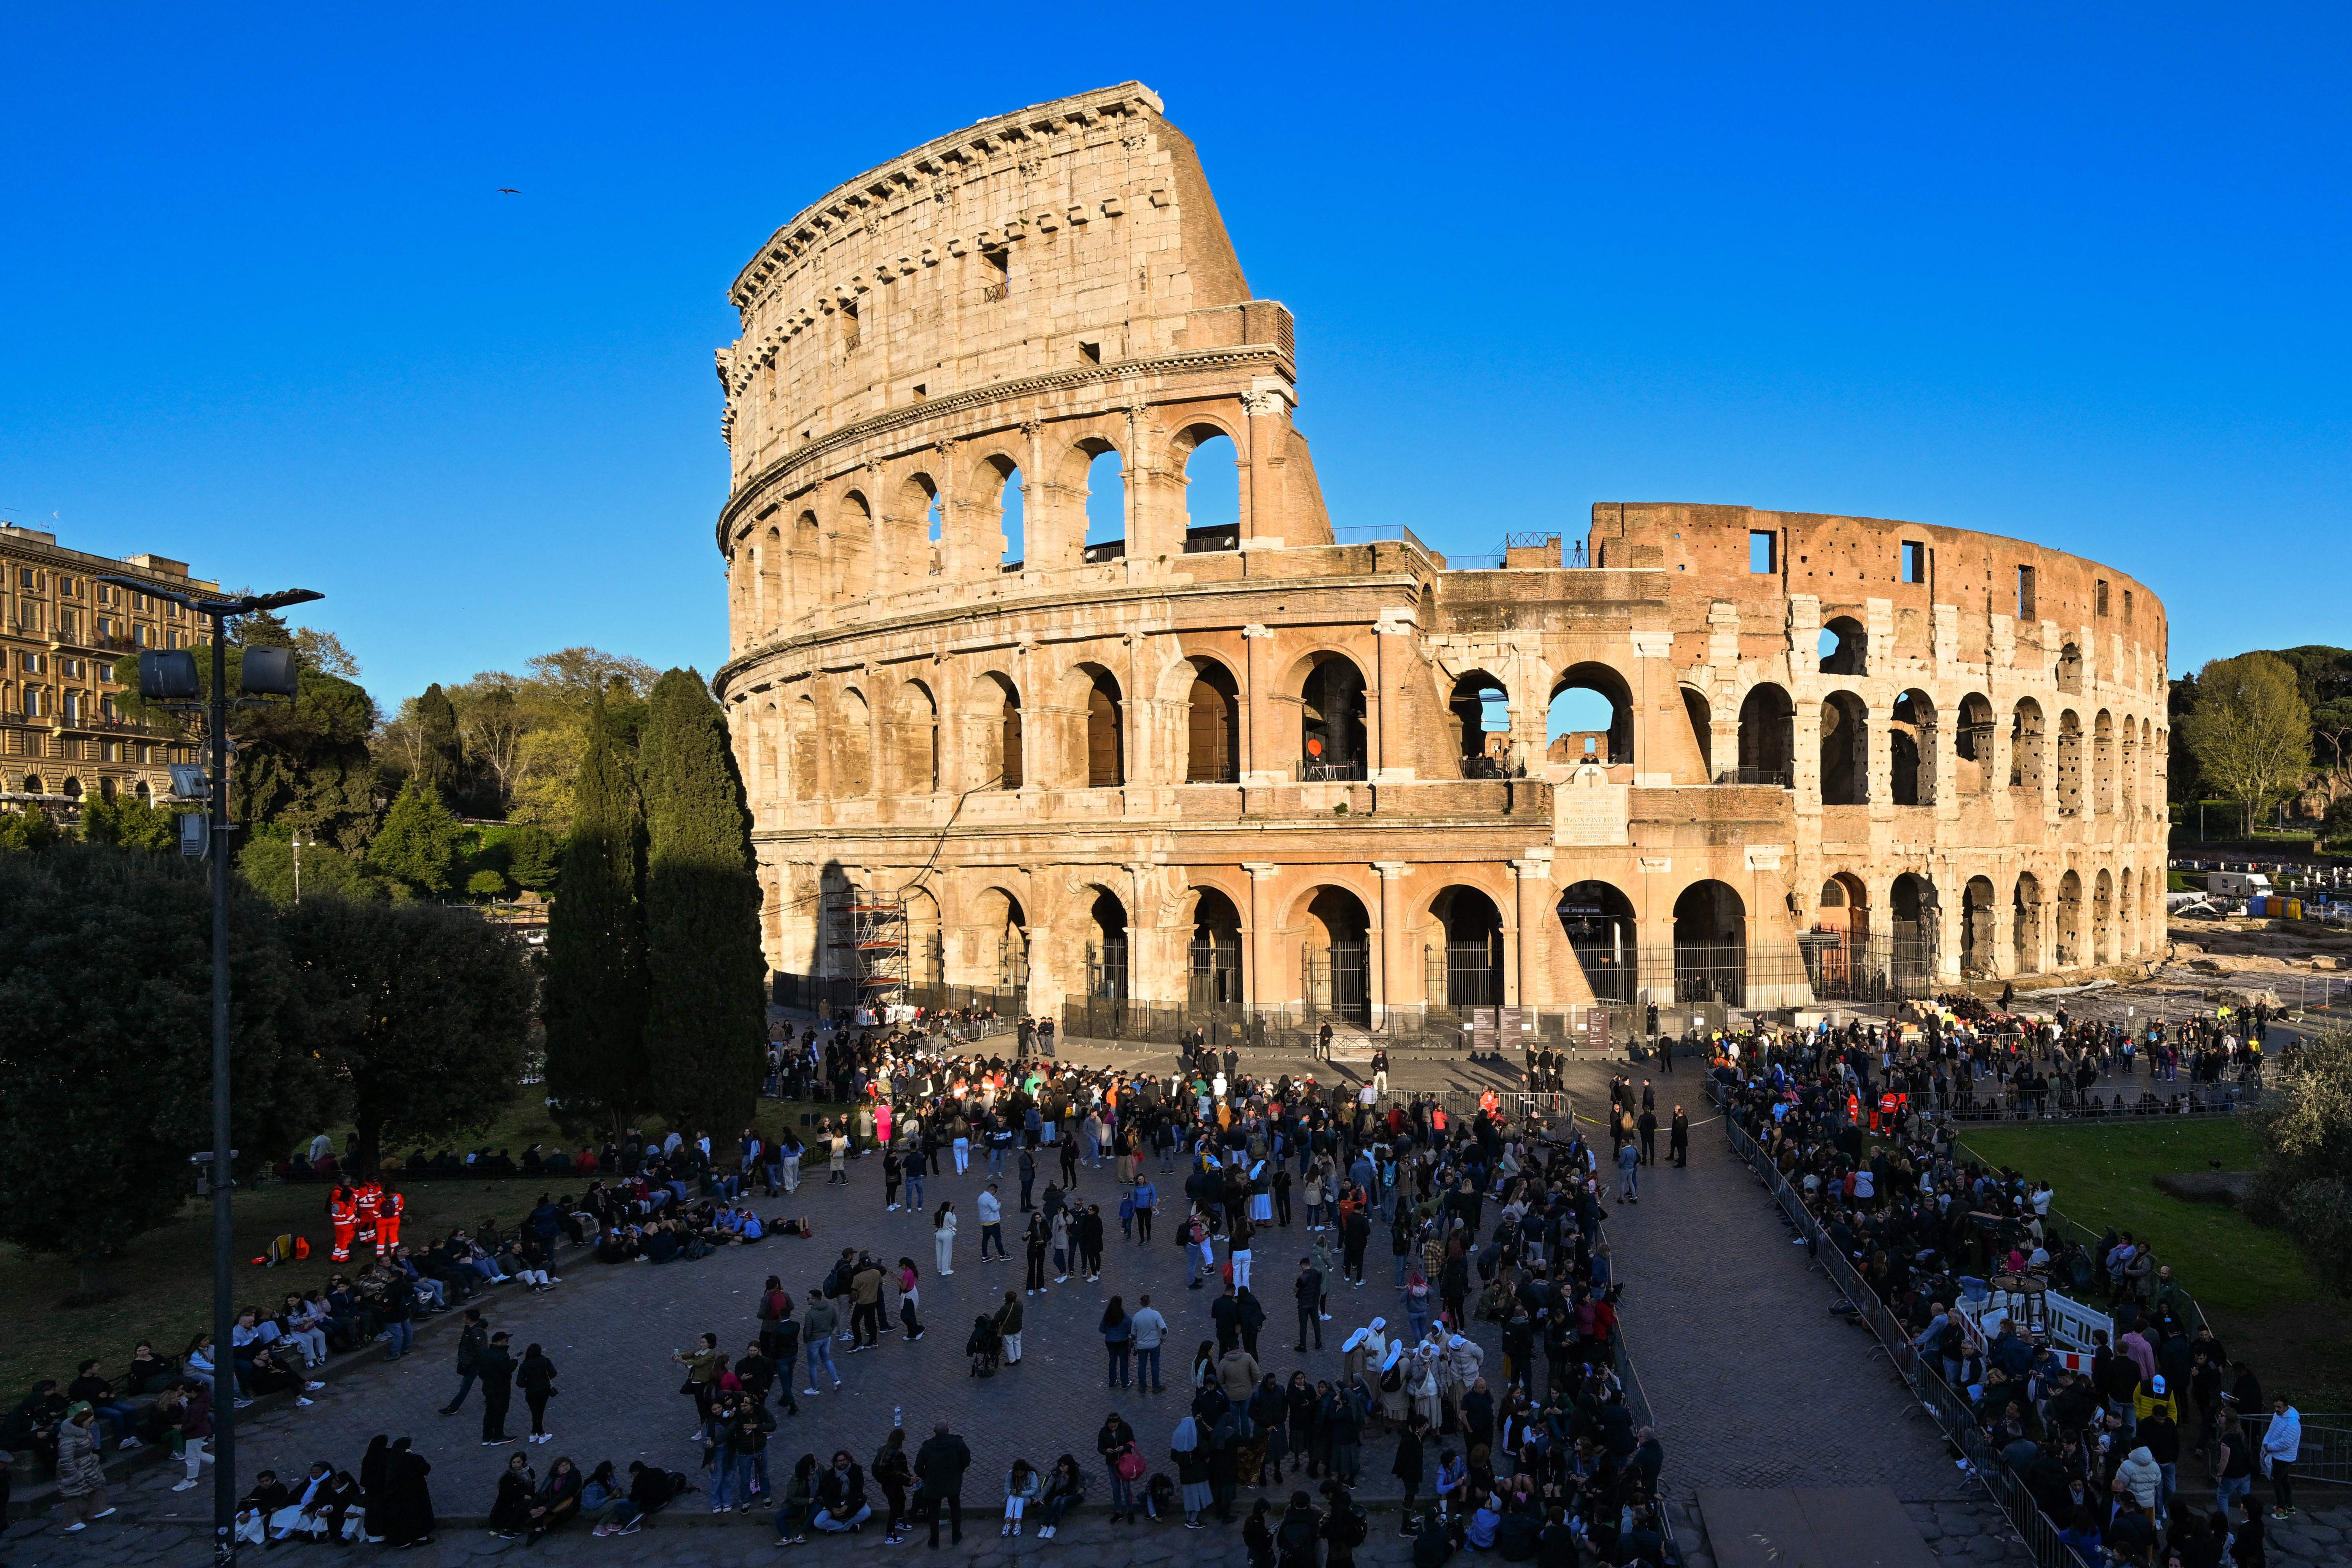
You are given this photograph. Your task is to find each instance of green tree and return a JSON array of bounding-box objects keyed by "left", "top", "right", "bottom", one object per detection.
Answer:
[
  {"left": 0, "top": 844, "right": 331, "bottom": 1299},
  {"left": 282, "top": 894, "right": 533, "bottom": 1173},
  {"left": 541, "top": 695, "right": 650, "bottom": 1133},
  {"left": 467, "top": 868, "right": 508, "bottom": 899},
  {"left": 502, "top": 824, "right": 560, "bottom": 892},
  {"left": 80, "top": 790, "right": 182, "bottom": 852},
  {"left": 237, "top": 826, "right": 376, "bottom": 905},
  {"left": 413, "top": 683, "right": 465, "bottom": 794},
  {"left": 640, "top": 668, "right": 766, "bottom": 1134},
  {"left": 2180, "top": 653, "right": 2311, "bottom": 836},
  {"left": 368, "top": 779, "right": 465, "bottom": 897},
  {"left": 0, "top": 808, "right": 62, "bottom": 852},
  {"left": 2247, "top": 1029, "right": 2352, "bottom": 1293}
]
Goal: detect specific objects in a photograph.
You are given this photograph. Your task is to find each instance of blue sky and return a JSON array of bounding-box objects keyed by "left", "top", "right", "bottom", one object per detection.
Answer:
[{"left": 3, "top": 4, "right": 2345, "bottom": 711}]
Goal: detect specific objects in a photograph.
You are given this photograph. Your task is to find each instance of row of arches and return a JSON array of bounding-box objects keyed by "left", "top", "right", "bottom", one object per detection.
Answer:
[{"left": 731, "top": 427, "right": 1240, "bottom": 637}]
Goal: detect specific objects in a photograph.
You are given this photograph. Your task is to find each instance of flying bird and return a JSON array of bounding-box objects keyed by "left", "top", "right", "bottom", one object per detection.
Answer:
[{"left": 498, "top": 188, "right": 521, "bottom": 194}]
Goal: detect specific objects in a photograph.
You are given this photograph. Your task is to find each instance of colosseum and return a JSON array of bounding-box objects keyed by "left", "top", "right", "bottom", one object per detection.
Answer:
[{"left": 709, "top": 82, "right": 2170, "bottom": 1045}]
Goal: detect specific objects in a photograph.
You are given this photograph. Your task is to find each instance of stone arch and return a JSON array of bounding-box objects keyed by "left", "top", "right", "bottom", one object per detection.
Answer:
[
  {"left": 1954, "top": 693, "right": 1996, "bottom": 794},
  {"left": 1680, "top": 685, "right": 1713, "bottom": 779},
  {"left": 2013, "top": 873, "right": 2043, "bottom": 974},
  {"left": 1447, "top": 668, "right": 1511, "bottom": 777},
  {"left": 20, "top": 774, "right": 40, "bottom": 794},
  {"left": 2120, "top": 717, "right": 2140, "bottom": 817},
  {"left": 791, "top": 510, "right": 822, "bottom": 611},
  {"left": 1962, "top": 875, "right": 1998, "bottom": 978},
  {"left": 835, "top": 490, "right": 875, "bottom": 600},
  {"left": 968, "top": 884, "right": 1031, "bottom": 994},
  {"left": 1891, "top": 872, "right": 1937, "bottom": 988},
  {"left": 1817, "top": 871, "right": 1872, "bottom": 958},
  {"left": 1290, "top": 650, "right": 1368, "bottom": 780},
  {"left": 2055, "top": 709, "right": 2084, "bottom": 818},
  {"left": 1170, "top": 419, "right": 1242, "bottom": 544},
  {"left": 889, "top": 470, "right": 940, "bottom": 586},
  {"left": 1295, "top": 883, "right": 1372, "bottom": 1024},
  {"left": 965, "top": 669, "right": 1023, "bottom": 790},
  {"left": 1736, "top": 681, "right": 1794, "bottom": 785},
  {"left": 2119, "top": 865, "right": 2137, "bottom": 958},
  {"left": 830, "top": 685, "right": 873, "bottom": 796},
  {"left": 1173, "top": 655, "right": 1240, "bottom": 784},
  {"left": 1819, "top": 690, "right": 1869, "bottom": 805},
  {"left": 756, "top": 697, "right": 782, "bottom": 802},
  {"left": 2011, "top": 697, "right": 2046, "bottom": 799},
  {"left": 906, "top": 883, "right": 943, "bottom": 988},
  {"left": 966, "top": 450, "right": 1026, "bottom": 570},
  {"left": 1673, "top": 879, "right": 1747, "bottom": 1004},
  {"left": 1075, "top": 663, "right": 1125, "bottom": 788},
  {"left": 2056, "top": 641, "right": 2083, "bottom": 695},
  {"left": 891, "top": 679, "right": 939, "bottom": 794},
  {"left": 59, "top": 776, "right": 81, "bottom": 799},
  {"left": 1186, "top": 884, "right": 1245, "bottom": 1010},
  {"left": 1890, "top": 689, "right": 1936, "bottom": 806},
  {"left": 1819, "top": 615, "right": 1868, "bottom": 677},
  {"left": 1081, "top": 885, "right": 1130, "bottom": 1000},
  {"left": 1428, "top": 884, "right": 1506, "bottom": 1008},
  {"left": 2055, "top": 868, "right": 2083, "bottom": 968},
  {"left": 2140, "top": 719, "right": 2156, "bottom": 815},
  {"left": 788, "top": 693, "right": 820, "bottom": 800},
  {"left": 2093, "top": 867, "right": 2114, "bottom": 966},
  {"left": 2093, "top": 710, "right": 2116, "bottom": 816},
  {"left": 1557, "top": 879, "right": 1637, "bottom": 1003},
  {"left": 1547, "top": 660, "right": 1636, "bottom": 769},
  {"left": 759, "top": 525, "right": 784, "bottom": 632},
  {"left": 1068, "top": 436, "right": 1128, "bottom": 564}
]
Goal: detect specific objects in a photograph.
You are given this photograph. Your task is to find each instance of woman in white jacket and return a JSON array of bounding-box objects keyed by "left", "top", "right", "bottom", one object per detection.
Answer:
[{"left": 933, "top": 1202, "right": 959, "bottom": 1277}]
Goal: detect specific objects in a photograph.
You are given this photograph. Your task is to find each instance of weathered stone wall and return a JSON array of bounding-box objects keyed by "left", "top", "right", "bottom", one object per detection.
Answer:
[{"left": 713, "top": 87, "right": 2170, "bottom": 1021}]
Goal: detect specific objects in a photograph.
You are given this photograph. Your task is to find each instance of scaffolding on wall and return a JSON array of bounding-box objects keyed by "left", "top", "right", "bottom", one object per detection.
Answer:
[{"left": 825, "top": 885, "right": 908, "bottom": 1017}]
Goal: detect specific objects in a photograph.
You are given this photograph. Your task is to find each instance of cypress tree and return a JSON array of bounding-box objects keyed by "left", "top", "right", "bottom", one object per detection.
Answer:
[
  {"left": 641, "top": 667, "right": 766, "bottom": 1134},
  {"left": 415, "top": 682, "right": 465, "bottom": 794},
  {"left": 541, "top": 693, "right": 650, "bottom": 1133}
]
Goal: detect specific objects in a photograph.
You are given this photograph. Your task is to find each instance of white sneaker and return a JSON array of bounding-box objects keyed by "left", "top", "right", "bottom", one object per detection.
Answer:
[
  {"left": 64, "top": 1522, "right": 86, "bottom": 1533},
  {"left": 306, "top": 1381, "right": 326, "bottom": 1391},
  {"left": 174, "top": 1479, "right": 201, "bottom": 1491},
  {"left": 297, "top": 1397, "right": 315, "bottom": 1407},
  {"left": 92, "top": 1508, "right": 117, "bottom": 1520}
]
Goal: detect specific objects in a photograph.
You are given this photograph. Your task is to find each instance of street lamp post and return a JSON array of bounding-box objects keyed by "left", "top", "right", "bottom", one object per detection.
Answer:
[{"left": 99, "top": 578, "right": 321, "bottom": 1568}]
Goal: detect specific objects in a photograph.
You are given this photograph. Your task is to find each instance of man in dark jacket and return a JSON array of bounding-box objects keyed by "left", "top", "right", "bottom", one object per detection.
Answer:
[
  {"left": 440, "top": 1308, "right": 488, "bottom": 1416},
  {"left": 476, "top": 1330, "right": 517, "bottom": 1445},
  {"left": 915, "top": 1421, "right": 972, "bottom": 1547}
]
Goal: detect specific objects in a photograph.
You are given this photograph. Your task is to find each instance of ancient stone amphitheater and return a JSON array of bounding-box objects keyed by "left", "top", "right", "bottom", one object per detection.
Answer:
[{"left": 710, "top": 83, "right": 2169, "bottom": 1043}]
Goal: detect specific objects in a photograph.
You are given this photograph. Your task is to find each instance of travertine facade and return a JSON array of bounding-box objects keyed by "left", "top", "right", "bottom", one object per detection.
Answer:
[{"left": 711, "top": 84, "right": 2169, "bottom": 1024}]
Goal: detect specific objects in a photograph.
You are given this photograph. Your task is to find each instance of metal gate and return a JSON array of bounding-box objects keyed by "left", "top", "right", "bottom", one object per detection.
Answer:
[
  {"left": 1305, "top": 942, "right": 1370, "bottom": 1024},
  {"left": 1188, "top": 938, "right": 1243, "bottom": 1013}
]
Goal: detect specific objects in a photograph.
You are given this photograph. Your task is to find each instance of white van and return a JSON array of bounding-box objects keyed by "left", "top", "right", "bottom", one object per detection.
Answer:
[{"left": 2208, "top": 871, "right": 2273, "bottom": 899}]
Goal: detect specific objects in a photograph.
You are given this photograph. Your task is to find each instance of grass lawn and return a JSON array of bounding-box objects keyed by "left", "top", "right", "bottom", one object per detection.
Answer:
[
  {"left": 0, "top": 1090, "right": 852, "bottom": 1403},
  {"left": 1957, "top": 1119, "right": 2352, "bottom": 1407}
]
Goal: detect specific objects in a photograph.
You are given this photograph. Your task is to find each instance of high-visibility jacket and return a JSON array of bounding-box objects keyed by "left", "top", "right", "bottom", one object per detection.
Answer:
[{"left": 329, "top": 1193, "right": 357, "bottom": 1225}]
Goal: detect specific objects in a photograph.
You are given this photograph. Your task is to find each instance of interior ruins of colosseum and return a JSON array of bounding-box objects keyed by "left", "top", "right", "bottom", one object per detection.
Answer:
[{"left": 708, "top": 82, "right": 2171, "bottom": 1040}]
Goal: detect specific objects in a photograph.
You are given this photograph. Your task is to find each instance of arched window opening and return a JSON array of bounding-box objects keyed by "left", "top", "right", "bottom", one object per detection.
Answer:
[
  {"left": 20, "top": 775, "right": 40, "bottom": 795},
  {"left": 832, "top": 689, "right": 872, "bottom": 796},
  {"left": 792, "top": 511, "right": 822, "bottom": 612},
  {"left": 2119, "top": 867, "right": 2137, "bottom": 957},
  {"left": 1083, "top": 666, "right": 1125, "bottom": 788},
  {"left": 1546, "top": 663, "right": 1634, "bottom": 770},
  {"left": 905, "top": 887, "right": 942, "bottom": 991},
  {"left": 1819, "top": 691, "right": 1869, "bottom": 805},
  {"left": 1086, "top": 888, "right": 1129, "bottom": 1002},
  {"left": 2013, "top": 875, "right": 2043, "bottom": 974},
  {"left": 1682, "top": 688, "right": 1712, "bottom": 779},
  {"left": 1300, "top": 655, "right": 1367, "bottom": 781},
  {"left": 760, "top": 525, "right": 784, "bottom": 629},
  {"left": 1183, "top": 660, "right": 1240, "bottom": 784},
  {"left": 1304, "top": 886, "right": 1371, "bottom": 1024},
  {"left": 1819, "top": 616, "right": 1868, "bottom": 676},
  {"left": 1428, "top": 885, "right": 1505, "bottom": 1008},
  {"left": 895, "top": 681, "right": 938, "bottom": 794},
  {"left": 1557, "top": 880, "right": 1635, "bottom": 1003},
  {"left": 1954, "top": 693, "right": 1995, "bottom": 795},
  {"left": 986, "top": 455, "right": 1026, "bottom": 571},
  {"left": 1808, "top": 872, "right": 1870, "bottom": 998},
  {"left": 1891, "top": 873, "right": 1937, "bottom": 992},
  {"left": 2093, "top": 711, "right": 2116, "bottom": 816},
  {"left": 134, "top": 779, "right": 150, "bottom": 802},
  {"left": 1080, "top": 443, "right": 1127, "bottom": 564},
  {"left": 971, "top": 673, "right": 1022, "bottom": 790},
  {"left": 1180, "top": 429, "right": 1239, "bottom": 550},
  {"left": 1735, "top": 683, "right": 1794, "bottom": 786},
  {"left": 893, "top": 472, "right": 940, "bottom": 586},
  {"left": 1890, "top": 690, "right": 1935, "bottom": 806},
  {"left": 1449, "top": 670, "right": 1513, "bottom": 777},
  {"left": 1673, "top": 881, "right": 1747, "bottom": 1005},
  {"left": 2055, "top": 710, "right": 2084, "bottom": 818},
  {"left": 1962, "top": 876, "right": 1998, "bottom": 978},
  {"left": 2056, "top": 642, "right": 2083, "bottom": 695},
  {"left": 1188, "top": 887, "right": 1244, "bottom": 1011},
  {"left": 2055, "top": 870, "right": 2083, "bottom": 968},
  {"left": 2120, "top": 721, "right": 2140, "bottom": 817},
  {"left": 836, "top": 491, "right": 875, "bottom": 600},
  {"left": 977, "top": 889, "right": 1030, "bottom": 998},
  {"left": 2010, "top": 699, "right": 2046, "bottom": 796}
]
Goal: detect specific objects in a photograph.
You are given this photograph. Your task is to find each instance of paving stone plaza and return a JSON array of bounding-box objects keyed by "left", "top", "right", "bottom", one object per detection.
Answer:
[{"left": 6, "top": 1050, "right": 2346, "bottom": 1568}]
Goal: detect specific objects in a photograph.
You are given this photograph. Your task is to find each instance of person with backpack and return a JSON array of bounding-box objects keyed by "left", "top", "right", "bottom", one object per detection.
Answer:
[
  {"left": 1277, "top": 1489, "right": 1322, "bottom": 1568},
  {"left": 1098, "top": 1412, "right": 1144, "bottom": 1522}
]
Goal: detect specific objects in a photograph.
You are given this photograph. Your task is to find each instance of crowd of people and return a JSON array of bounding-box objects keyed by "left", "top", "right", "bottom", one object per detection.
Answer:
[{"left": 1710, "top": 1007, "right": 2302, "bottom": 1568}]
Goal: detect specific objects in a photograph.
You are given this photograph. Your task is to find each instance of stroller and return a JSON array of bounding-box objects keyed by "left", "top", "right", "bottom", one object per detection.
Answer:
[{"left": 965, "top": 1313, "right": 1003, "bottom": 1377}]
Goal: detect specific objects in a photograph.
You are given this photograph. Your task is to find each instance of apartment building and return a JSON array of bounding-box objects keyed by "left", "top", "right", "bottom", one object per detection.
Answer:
[{"left": 1, "top": 522, "right": 211, "bottom": 812}]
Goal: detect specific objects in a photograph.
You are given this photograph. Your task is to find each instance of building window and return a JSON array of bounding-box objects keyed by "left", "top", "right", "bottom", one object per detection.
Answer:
[
  {"left": 2016, "top": 564, "right": 2037, "bottom": 622},
  {"left": 2095, "top": 579, "right": 2109, "bottom": 616},
  {"left": 58, "top": 575, "right": 78, "bottom": 597},
  {"left": 2123, "top": 589, "right": 2133, "bottom": 625},
  {"left": 1900, "top": 540, "right": 1927, "bottom": 584},
  {"left": 1748, "top": 531, "right": 1776, "bottom": 574}
]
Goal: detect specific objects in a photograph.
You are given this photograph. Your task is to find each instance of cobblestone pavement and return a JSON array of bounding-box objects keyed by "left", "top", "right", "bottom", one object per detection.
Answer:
[{"left": 3, "top": 1135, "right": 1505, "bottom": 1565}]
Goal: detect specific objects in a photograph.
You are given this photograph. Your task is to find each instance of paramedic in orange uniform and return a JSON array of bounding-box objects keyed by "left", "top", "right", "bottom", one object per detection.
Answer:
[{"left": 328, "top": 1185, "right": 358, "bottom": 1262}]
